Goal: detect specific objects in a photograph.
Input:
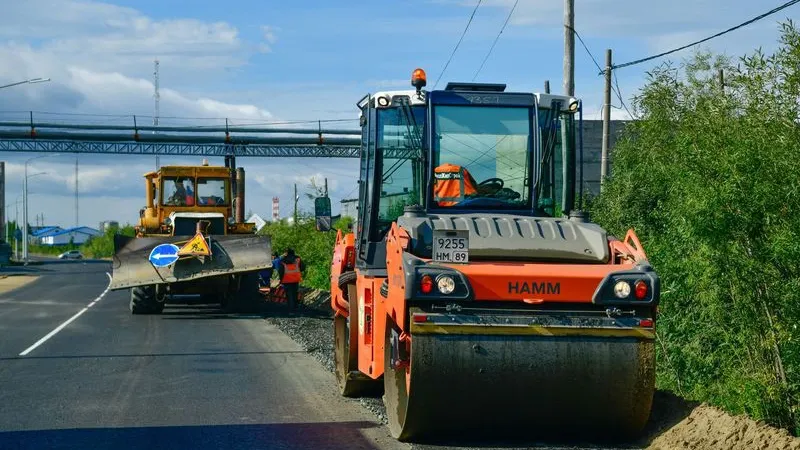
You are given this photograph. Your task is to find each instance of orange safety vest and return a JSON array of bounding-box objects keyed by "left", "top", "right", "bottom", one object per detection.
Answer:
[
  {"left": 281, "top": 258, "right": 302, "bottom": 284},
  {"left": 433, "top": 163, "right": 478, "bottom": 206}
]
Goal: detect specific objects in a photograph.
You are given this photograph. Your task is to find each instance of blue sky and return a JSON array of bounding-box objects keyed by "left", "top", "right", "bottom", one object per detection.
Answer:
[{"left": 0, "top": 0, "right": 795, "bottom": 227}]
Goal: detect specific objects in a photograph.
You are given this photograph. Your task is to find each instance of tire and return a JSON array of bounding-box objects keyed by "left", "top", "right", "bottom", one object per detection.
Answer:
[
  {"left": 334, "top": 283, "right": 382, "bottom": 397},
  {"left": 384, "top": 320, "right": 423, "bottom": 441},
  {"left": 338, "top": 271, "right": 357, "bottom": 300},
  {"left": 130, "top": 285, "right": 163, "bottom": 314}
]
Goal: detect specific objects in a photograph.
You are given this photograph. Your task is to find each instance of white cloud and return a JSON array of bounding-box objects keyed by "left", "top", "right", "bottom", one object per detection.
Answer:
[
  {"left": 0, "top": 0, "right": 246, "bottom": 73},
  {"left": 258, "top": 25, "right": 279, "bottom": 53},
  {"left": 262, "top": 25, "right": 278, "bottom": 44}
]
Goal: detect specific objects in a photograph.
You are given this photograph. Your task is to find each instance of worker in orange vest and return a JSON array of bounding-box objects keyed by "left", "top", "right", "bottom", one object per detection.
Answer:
[
  {"left": 433, "top": 163, "right": 479, "bottom": 206},
  {"left": 278, "top": 247, "right": 305, "bottom": 310}
]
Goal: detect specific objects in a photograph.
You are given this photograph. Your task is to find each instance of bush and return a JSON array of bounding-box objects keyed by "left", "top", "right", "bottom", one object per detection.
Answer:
[
  {"left": 81, "top": 225, "right": 135, "bottom": 258},
  {"left": 259, "top": 216, "right": 352, "bottom": 290},
  {"left": 591, "top": 23, "right": 800, "bottom": 434}
]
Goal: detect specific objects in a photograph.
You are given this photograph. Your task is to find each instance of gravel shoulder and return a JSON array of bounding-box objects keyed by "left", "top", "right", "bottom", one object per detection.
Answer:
[{"left": 264, "top": 287, "right": 800, "bottom": 450}]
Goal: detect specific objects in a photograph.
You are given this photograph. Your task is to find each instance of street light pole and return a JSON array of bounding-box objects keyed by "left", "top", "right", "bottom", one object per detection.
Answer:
[
  {"left": 22, "top": 153, "right": 59, "bottom": 263},
  {"left": 0, "top": 78, "right": 51, "bottom": 90},
  {"left": 23, "top": 165, "right": 27, "bottom": 261},
  {"left": 5, "top": 198, "right": 21, "bottom": 243}
]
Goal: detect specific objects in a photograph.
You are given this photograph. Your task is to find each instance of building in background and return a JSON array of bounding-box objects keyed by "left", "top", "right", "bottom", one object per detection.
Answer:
[
  {"left": 99, "top": 220, "right": 120, "bottom": 232},
  {"left": 340, "top": 198, "right": 358, "bottom": 219},
  {"left": 31, "top": 226, "right": 63, "bottom": 238},
  {"left": 36, "top": 227, "right": 102, "bottom": 246}
]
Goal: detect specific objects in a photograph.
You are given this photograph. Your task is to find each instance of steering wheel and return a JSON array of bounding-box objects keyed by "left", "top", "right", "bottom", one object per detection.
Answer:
[{"left": 477, "top": 177, "right": 504, "bottom": 195}]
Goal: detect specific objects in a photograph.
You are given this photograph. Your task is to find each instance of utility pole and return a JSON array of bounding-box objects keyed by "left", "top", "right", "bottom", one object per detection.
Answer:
[
  {"left": 544, "top": 80, "right": 550, "bottom": 94},
  {"left": 74, "top": 156, "right": 79, "bottom": 228},
  {"left": 563, "top": 0, "right": 575, "bottom": 96},
  {"left": 601, "top": 49, "right": 612, "bottom": 189},
  {"left": 14, "top": 199, "right": 18, "bottom": 260},
  {"left": 293, "top": 183, "right": 298, "bottom": 225},
  {"left": 718, "top": 68, "right": 725, "bottom": 90},
  {"left": 324, "top": 178, "right": 328, "bottom": 197},
  {"left": 0, "top": 162, "right": 5, "bottom": 244}
]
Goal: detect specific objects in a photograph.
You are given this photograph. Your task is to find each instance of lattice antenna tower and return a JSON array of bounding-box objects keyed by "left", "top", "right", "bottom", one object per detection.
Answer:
[
  {"left": 154, "top": 58, "right": 160, "bottom": 168},
  {"left": 153, "top": 59, "right": 160, "bottom": 128}
]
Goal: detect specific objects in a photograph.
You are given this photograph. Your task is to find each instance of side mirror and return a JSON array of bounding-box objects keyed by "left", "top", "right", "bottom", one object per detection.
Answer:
[{"left": 314, "top": 196, "right": 332, "bottom": 232}]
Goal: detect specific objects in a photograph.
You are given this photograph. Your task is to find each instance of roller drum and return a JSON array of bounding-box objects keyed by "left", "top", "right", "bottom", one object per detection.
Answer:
[{"left": 385, "top": 327, "right": 655, "bottom": 441}]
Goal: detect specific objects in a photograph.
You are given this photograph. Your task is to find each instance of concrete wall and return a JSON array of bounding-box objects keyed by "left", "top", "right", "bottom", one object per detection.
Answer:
[{"left": 579, "top": 119, "right": 627, "bottom": 197}]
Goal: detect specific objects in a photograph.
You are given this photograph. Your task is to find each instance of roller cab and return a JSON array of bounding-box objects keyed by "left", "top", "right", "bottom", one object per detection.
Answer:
[{"left": 323, "top": 70, "right": 659, "bottom": 442}]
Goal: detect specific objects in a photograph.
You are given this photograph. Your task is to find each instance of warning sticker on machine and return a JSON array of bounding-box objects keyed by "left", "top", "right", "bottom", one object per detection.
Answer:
[{"left": 178, "top": 233, "right": 211, "bottom": 256}]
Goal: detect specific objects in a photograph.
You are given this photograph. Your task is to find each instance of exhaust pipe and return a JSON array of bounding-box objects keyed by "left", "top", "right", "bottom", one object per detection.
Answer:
[{"left": 235, "top": 167, "right": 245, "bottom": 224}]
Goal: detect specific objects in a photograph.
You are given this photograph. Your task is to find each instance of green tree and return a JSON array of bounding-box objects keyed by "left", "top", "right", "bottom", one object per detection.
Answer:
[{"left": 591, "top": 23, "right": 800, "bottom": 434}]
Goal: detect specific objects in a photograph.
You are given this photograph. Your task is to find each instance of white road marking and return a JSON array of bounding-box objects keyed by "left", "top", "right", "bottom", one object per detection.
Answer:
[{"left": 19, "top": 272, "right": 113, "bottom": 356}]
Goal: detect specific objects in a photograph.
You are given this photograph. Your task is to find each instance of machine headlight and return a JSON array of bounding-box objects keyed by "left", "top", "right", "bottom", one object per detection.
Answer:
[
  {"left": 613, "top": 280, "right": 631, "bottom": 298},
  {"left": 436, "top": 275, "right": 456, "bottom": 295},
  {"left": 163, "top": 217, "right": 172, "bottom": 226}
]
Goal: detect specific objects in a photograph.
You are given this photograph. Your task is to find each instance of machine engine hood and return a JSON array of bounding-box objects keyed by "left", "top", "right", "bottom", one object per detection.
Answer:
[{"left": 396, "top": 212, "right": 609, "bottom": 263}]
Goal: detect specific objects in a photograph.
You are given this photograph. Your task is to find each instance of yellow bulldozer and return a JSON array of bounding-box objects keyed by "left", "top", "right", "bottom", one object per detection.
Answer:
[{"left": 109, "top": 157, "right": 272, "bottom": 314}]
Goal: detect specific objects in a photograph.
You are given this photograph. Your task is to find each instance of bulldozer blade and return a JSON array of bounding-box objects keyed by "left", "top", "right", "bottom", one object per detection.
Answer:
[{"left": 109, "top": 234, "right": 271, "bottom": 291}]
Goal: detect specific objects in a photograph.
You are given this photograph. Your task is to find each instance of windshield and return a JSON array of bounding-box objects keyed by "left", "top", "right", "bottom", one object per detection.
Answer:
[
  {"left": 196, "top": 178, "right": 229, "bottom": 206},
  {"left": 162, "top": 177, "right": 195, "bottom": 206},
  {"left": 431, "top": 105, "right": 531, "bottom": 210}
]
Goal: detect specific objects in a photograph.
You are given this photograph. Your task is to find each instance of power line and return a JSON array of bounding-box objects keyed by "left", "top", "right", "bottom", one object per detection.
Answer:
[
  {"left": 569, "top": 26, "right": 634, "bottom": 117},
  {"left": 613, "top": 72, "right": 634, "bottom": 119},
  {"left": 433, "top": 0, "right": 482, "bottom": 89},
  {"left": 472, "top": 0, "right": 519, "bottom": 81},
  {"left": 568, "top": 26, "right": 603, "bottom": 73},
  {"left": 612, "top": 0, "right": 800, "bottom": 71}
]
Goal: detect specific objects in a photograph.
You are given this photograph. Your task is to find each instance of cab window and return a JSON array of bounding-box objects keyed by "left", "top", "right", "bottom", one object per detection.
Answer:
[
  {"left": 162, "top": 177, "right": 195, "bottom": 206},
  {"left": 375, "top": 105, "right": 424, "bottom": 238},
  {"left": 197, "top": 178, "right": 228, "bottom": 206}
]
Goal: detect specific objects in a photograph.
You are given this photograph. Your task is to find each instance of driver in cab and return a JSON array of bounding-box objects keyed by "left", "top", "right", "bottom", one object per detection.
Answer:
[{"left": 433, "top": 163, "right": 479, "bottom": 207}]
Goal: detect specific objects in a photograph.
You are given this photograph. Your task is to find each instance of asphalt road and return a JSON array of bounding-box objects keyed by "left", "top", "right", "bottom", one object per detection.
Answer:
[{"left": 0, "top": 259, "right": 406, "bottom": 450}]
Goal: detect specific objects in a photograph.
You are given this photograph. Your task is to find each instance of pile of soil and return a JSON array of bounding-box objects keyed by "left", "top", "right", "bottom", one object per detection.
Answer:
[{"left": 644, "top": 393, "right": 799, "bottom": 449}]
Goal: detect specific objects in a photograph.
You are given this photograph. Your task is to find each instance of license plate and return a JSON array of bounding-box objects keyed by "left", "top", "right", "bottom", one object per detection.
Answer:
[{"left": 432, "top": 230, "right": 469, "bottom": 263}]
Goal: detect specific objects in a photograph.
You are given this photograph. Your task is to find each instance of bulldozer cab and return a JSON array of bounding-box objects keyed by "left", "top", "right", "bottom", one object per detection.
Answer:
[
  {"left": 138, "top": 162, "right": 253, "bottom": 237},
  {"left": 330, "top": 69, "right": 582, "bottom": 269}
]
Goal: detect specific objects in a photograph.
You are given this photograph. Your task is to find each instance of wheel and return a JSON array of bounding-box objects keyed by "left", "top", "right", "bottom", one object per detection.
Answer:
[
  {"left": 384, "top": 320, "right": 425, "bottom": 441},
  {"left": 338, "top": 270, "right": 357, "bottom": 300},
  {"left": 129, "top": 285, "right": 163, "bottom": 314},
  {"left": 334, "top": 284, "right": 382, "bottom": 397},
  {"left": 338, "top": 271, "right": 357, "bottom": 289},
  {"left": 477, "top": 177, "right": 504, "bottom": 195}
]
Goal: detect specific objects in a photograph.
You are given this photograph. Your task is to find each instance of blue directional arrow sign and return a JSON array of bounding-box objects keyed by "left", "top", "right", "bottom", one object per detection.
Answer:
[{"left": 149, "top": 243, "right": 180, "bottom": 268}]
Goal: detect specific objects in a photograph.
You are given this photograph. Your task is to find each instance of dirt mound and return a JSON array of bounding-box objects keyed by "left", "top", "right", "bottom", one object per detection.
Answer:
[{"left": 644, "top": 392, "right": 799, "bottom": 450}]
